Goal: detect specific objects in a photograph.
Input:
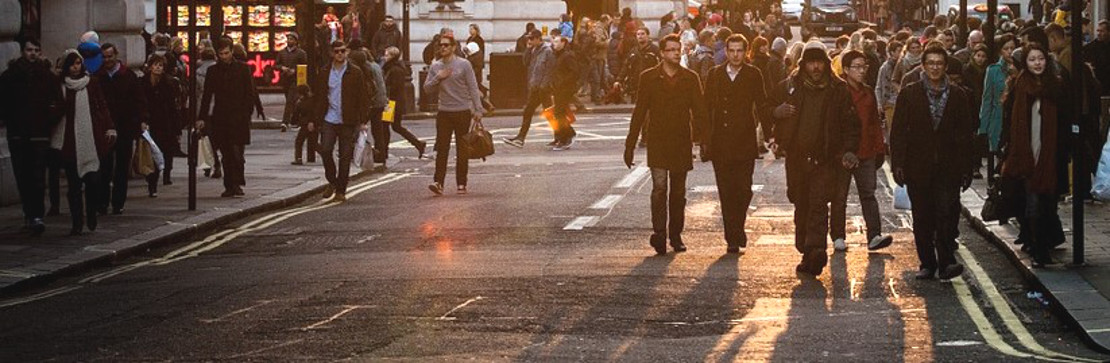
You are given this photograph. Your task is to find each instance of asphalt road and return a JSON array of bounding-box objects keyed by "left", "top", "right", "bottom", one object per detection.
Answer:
[{"left": 0, "top": 114, "right": 1107, "bottom": 361}]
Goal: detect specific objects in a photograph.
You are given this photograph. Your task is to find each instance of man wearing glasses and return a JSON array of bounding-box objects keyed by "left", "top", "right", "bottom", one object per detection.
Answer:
[
  {"left": 829, "top": 50, "right": 894, "bottom": 255},
  {"left": 424, "top": 34, "right": 484, "bottom": 196},
  {"left": 0, "top": 38, "right": 62, "bottom": 235},
  {"left": 768, "top": 40, "right": 861, "bottom": 276},
  {"left": 890, "top": 45, "right": 976, "bottom": 281},
  {"left": 308, "top": 40, "right": 370, "bottom": 203}
]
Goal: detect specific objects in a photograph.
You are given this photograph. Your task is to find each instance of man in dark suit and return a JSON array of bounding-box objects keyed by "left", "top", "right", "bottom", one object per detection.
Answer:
[
  {"left": 624, "top": 34, "right": 709, "bottom": 255},
  {"left": 94, "top": 43, "right": 147, "bottom": 214},
  {"left": 308, "top": 40, "right": 370, "bottom": 203},
  {"left": 891, "top": 45, "right": 977, "bottom": 280},
  {"left": 199, "top": 39, "right": 260, "bottom": 198},
  {"left": 702, "top": 33, "right": 774, "bottom": 254}
]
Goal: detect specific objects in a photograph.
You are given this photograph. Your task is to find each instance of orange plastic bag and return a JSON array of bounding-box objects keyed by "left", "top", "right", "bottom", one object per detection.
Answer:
[{"left": 542, "top": 106, "right": 576, "bottom": 132}]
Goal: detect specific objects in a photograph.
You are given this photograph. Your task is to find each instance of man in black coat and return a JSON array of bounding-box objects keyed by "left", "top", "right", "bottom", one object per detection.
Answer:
[
  {"left": 371, "top": 15, "right": 403, "bottom": 60},
  {"left": 94, "top": 43, "right": 148, "bottom": 215},
  {"left": 769, "top": 41, "right": 861, "bottom": 276},
  {"left": 277, "top": 33, "right": 308, "bottom": 130},
  {"left": 199, "top": 39, "right": 260, "bottom": 198},
  {"left": 550, "top": 36, "right": 580, "bottom": 150},
  {"left": 891, "top": 45, "right": 977, "bottom": 280},
  {"left": 625, "top": 34, "right": 709, "bottom": 255},
  {"left": 702, "top": 34, "right": 774, "bottom": 254},
  {"left": 0, "top": 38, "right": 62, "bottom": 234},
  {"left": 308, "top": 40, "right": 370, "bottom": 202}
]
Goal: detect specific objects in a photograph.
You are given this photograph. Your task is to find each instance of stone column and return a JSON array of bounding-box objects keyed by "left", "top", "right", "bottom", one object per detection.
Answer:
[
  {"left": 0, "top": 0, "right": 20, "bottom": 206},
  {"left": 42, "top": 0, "right": 147, "bottom": 67}
]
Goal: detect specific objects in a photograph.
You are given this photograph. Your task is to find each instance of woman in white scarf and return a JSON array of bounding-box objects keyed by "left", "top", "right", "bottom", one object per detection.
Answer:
[{"left": 52, "top": 50, "right": 116, "bottom": 235}]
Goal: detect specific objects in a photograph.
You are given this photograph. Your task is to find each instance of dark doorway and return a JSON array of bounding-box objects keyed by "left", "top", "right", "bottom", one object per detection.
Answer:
[{"left": 564, "top": 0, "right": 619, "bottom": 20}]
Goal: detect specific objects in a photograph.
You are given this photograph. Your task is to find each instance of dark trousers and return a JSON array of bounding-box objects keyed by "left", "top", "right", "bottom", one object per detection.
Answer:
[
  {"left": 282, "top": 86, "right": 299, "bottom": 125},
  {"left": 47, "top": 149, "right": 61, "bottom": 212},
  {"left": 650, "top": 168, "right": 688, "bottom": 241},
  {"left": 97, "top": 134, "right": 134, "bottom": 212},
  {"left": 712, "top": 158, "right": 755, "bottom": 247},
  {"left": 319, "top": 123, "right": 356, "bottom": 194},
  {"left": 830, "top": 158, "right": 882, "bottom": 240},
  {"left": 217, "top": 142, "right": 246, "bottom": 193},
  {"left": 515, "top": 89, "right": 552, "bottom": 141},
  {"left": 369, "top": 107, "right": 387, "bottom": 163},
  {"left": 786, "top": 158, "right": 837, "bottom": 271},
  {"left": 294, "top": 127, "right": 318, "bottom": 162},
  {"left": 63, "top": 163, "right": 98, "bottom": 229},
  {"left": 906, "top": 170, "right": 962, "bottom": 270},
  {"left": 552, "top": 90, "right": 577, "bottom": 143},
  {"left": 8, "top": 139, "right": 49, "bottom": 220},
  {"left": 1020, "top": 186, "right": 1063, "bottom": 258},
  {"left": 433, "top": 110, "right": 472, "bottom": 186},
  {"left": 387, "top": 112, "right": 423, "bottom": 148}
]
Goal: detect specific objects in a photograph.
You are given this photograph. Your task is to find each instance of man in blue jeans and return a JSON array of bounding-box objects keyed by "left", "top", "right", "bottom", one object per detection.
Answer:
[{"left": 309, "top": 40, "right": 370, "bottom": 203}]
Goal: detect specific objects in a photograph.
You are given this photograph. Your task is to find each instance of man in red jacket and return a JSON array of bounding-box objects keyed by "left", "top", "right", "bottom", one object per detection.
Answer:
[{"left": 829, "top": 50, "right": 895, "bottom": 253}]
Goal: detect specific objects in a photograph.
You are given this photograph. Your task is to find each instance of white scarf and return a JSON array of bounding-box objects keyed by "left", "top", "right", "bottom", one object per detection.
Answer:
[{"left": 52, "top": 76, "right": 100, "bottom": 178}]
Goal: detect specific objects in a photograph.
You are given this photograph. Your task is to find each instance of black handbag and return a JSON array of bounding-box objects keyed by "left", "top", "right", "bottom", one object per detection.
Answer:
[
  {"left": 462, "top": 120, "right": 494, "bottom": 161},
  {"left": 981, "top": 174, "right": 1019, "bottom": 223}
]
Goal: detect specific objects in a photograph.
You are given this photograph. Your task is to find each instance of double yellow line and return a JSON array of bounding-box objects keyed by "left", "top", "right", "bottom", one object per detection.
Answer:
[{"left": 0, "top": 173, "right": 411, "bottom": 308}]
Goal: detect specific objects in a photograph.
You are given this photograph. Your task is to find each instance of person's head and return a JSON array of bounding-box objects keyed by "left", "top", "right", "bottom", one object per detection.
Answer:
[
  {"left": 384, "top": 15, "right": 395, "bottom": 28},
  {"left": 553, "top": 35, "right": 569, "bottom": 51},
  {"left": 62, "top": 51, "right": 85, "bottom": 78},
  {"left": 749, "top": 36, "right": 769, "bottom": 60},
  {"left": 835, "top": 35, "right": 850, "bottom": 50},
  {"left": 561, "top": 13, "right": 570, "bottom": 22},
  {"left": 469, "top": 23, "right": 480, "bottom": 37},
  {"left": 20, "top": 38, "right": 42, "bottom": 62},
  {"left": 886, "top": 41, "right": 904, "bottom": 62},
  {"left": 661, "top": 11, "right": 675, "bottom": 25},
  {"left": 725, "top": 34, "right": 749, "bottom": 67},
  {"left": 621, "top": 7, "right": 632, "bottom": 19},
  {"left": 101, "top": 43, "right": 118, "bottom": 67},
  {"left": 800, "top": 41, "right": 830, "bottom": 81},
  {"left": 286, "top": 32, "right": 299, "bottom": 48},
  {"left": 527, "top": 29, "right": 543, "bottom": 47},
  {"left": 232, "top": 43, "right": 248, "bottom": 61},
  {"left": 171, "top": 37, "right": 185, "bottom": 54},
  {"left": 966, "top": 30, "right": 984, "bottom": 50},
  {"left": 328, "top": 39, "right": 349, "bottom": 65},
  {"left": 349, "top": 46, "right": 368, "bottom": 66},
  {"left": 894, "top": 30, "right": 912, "bottom": 43},
  {"left": 938, "top": 29, "right": 955, "bottom": 50},
  {"left": 997, "top": 34, "right": 1017, "bottom": 64},
  {"left": 438, "top": 34, "right": 457, "bottom": 59},
  {"left": 715, "top": 27, "right": 732, "bottom": 43},
  {"left": 200, "top": 47, "right": 216, "bottom": 61},
  {"left": 904, "top": 39, "right": 923, "bottom": 57},
  {"left": 326, "top": 6, "right": 335, "bottom": 14},
  {"left": 972, "top": 44, "right": 989, "bottom": 67},
  {"left": 383, "top": 46, "right": 402, "bottom": 63},
  {"left": 146, "top": 53, "right": 166, "bottom": 77},
  {"left": 1045, "top": 23, "right": 1066, "bottom": 53},
  {"left": 1020, "top": 26, "right": 1048, "bottom": 49},
  {"left": 933, "top": 14, "right": 948, "bottom": 28},
  {"left": 841, "top": 50, "right": 868, "bottom": 85},
  {"left": 861, "top": 29, "right": 878, "bottom": 41},
  {"left": 967, "top": 17, "right": 983, "bottom": 32},
  {"left": 922, "top": 25, "right": 938, "bottom": 41},
  {"left": 743, "top": 10, "right": 753, "bottom": 22},
  {"left": 525, "top": 22, "right": 535, "bottom": 33},
  {"left": 1099, "top": 20, "right": 1109, "bottom": 42},
  {"left": 216, "top": 39, "right": 234, "bottom": 63},
  {"left": 679, "top": 18, "right": 691, "bottom": 30},
  {"left": 440, "top": 27, "right": 454, "bottom": 38},
  {"left": 153, "top": 33, "right": 170, "bottom": 48},
  {"left": 1024, "top": 43, "right": 1049, "bottom": 76},
  {"left": 348, "top": 38, "right": 365, "bottom": 51},
  {"left": 659, "top": 34, "right": 682, "bottom": 66},
  {"left": 922, "top": 45, "right": 948, "bottom": 83},
  {"left": 636, "top": 27, "right": 650, "bottom": 45},
  {"left": 698, "top": 29, "right": 715, "bottom": 46}
]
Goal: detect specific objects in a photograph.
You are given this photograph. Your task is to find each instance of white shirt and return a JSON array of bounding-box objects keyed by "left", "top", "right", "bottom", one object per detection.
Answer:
[
  {"left": 1031, "top": 99, "right": 1042, "bottom": 164},
  {"left": 727, "top": 63, "right": 742, "bottom": 81}
]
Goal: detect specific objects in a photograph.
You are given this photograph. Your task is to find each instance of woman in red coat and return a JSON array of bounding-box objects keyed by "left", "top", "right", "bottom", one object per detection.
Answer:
[{"left": 52, "top": 51, "right": 116, "bottom": 235}]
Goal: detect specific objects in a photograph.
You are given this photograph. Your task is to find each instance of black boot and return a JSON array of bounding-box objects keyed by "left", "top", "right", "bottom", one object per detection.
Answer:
[{"left": 163, "top": 170, "right": 172, "bottom": 185}]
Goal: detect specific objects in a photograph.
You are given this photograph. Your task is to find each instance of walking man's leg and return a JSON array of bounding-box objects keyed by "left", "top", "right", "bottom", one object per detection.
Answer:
[
  {"left": 908, "top": 178, "right": 939, "bottom": 277},
  {"left": 430, "top": 112, "right": 454, "bottom": 193},
  {"left": 335, "top": 124, "right": 356, "bottom": 197},
  {"left": 668, "top": 169, "right": 689, "bottom": 250},
  {"left": 110, "top": 135, "right": 134, "bottom": 212},
  {"left": 800, "top": 164, "right": 833, "bottom": 274},
  {"left": 648, "top": 168, "right": 670, "bottom": 254},
  {"left": 319, "top": 124, "right": 339, "bottom": 187},
  {"left": 452, "top": 112, "right": 471, "bottom": 188},
  {"left": 370, "top": 107, "right": 387, "bottom": 163}
]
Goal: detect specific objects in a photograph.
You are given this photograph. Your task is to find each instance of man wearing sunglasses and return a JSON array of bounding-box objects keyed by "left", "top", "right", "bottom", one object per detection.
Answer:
[
  {"left": 0, "top": 38, "right": 63, "bottom": 235},
  {"left": 308, "top": 40, "right": 371, "bottom": 203},
  {"left": 424, "top": 34, "right": 485, "bottom": 196}
]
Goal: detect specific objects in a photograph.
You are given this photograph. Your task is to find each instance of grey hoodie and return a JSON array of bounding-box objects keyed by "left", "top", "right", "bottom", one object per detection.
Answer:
[{"left": 525, "top": 43, "right": 555, "bottom": 92}]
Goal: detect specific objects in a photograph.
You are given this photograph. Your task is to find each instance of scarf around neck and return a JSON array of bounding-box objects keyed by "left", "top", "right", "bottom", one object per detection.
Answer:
[
  {"left": 921, "top": 72, "right": 949, "bottom": 129},
  {"left": 1002, "top": 72, "right": 1059, "bottom": 194},
  {"left": 53, "top": 75, "right": 100, "bottom": 178}
]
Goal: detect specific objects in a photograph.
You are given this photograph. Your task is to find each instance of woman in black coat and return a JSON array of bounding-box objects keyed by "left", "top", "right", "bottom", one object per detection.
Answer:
[
  {"left": 382, "top": 46, "right": 426, "bottom": 158},
  {"left": 141, "top": 54, "right": 181, "bottom": 194}
]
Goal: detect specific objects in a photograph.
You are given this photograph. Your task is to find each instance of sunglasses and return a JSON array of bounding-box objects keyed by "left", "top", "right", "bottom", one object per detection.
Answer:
[{"left": 333, "top": 48, "right": 348, "bottom": 54}]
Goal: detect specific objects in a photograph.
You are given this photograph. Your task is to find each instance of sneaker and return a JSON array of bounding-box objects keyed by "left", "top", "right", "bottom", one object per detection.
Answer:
[
  {"left": 280, "top": 124, "right": 288, "bottom": 132},
  {"left": 547, "top": 139, "right": 560, "bottom": 147},
  {"left": 552, "top": 139, "right": 574, "bottom": 151},
  {"left": 502, "top": 137, "right": 524, "bottom": 148},
  {"left": 868, "top": 235, "right": 894, "bottom": 250},
  {"left": 457, "top": 185, "right": 468, "bottom": 194},
  {"left": 416, "top": 141, "right": 428, "bottom": 158},
  {"left": 428, "top": 182, "right": 444, "bottom": 196},
  {"left": 833, "top": 238, "right": 847, "bottom": 252},
  {"left": 291, "top": 159, "right": 304, "bottom": 165},
  {"left": 726, "top": 246, "right": 746, "bottom": 254}
]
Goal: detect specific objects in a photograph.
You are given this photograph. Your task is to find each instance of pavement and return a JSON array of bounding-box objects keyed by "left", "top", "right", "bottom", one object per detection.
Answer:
[
  {"left": 0, "top": 113, "right": 1108, "bottom": 360},
  {"left": 0, "top": 128, "right": 406, "bottom": 295},
  {"left": 961, "top": 175, "right": 1110, "bottom": 352}
]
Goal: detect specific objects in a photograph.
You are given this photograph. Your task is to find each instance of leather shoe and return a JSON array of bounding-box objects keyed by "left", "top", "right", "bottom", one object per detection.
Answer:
[
  {"left": 938, "top": 264, "right": 965, "bottom": 280},
  {"left": 649, "top": 234, "right": 667, "bottom": 255},
  {"left": 795, "top": 262, "right": 821, "bottom": 276},
  {"left": 670, "top": 236, "right": 687, "bottom": 252},
  {"left": 915, "top": 268, "right": 936, "bottom": 280}
]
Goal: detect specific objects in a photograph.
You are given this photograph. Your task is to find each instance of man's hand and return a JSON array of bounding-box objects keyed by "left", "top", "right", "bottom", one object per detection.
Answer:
[
  {"left": 842, "top": 152, "right": 860, "bottom": 169},
  {"left": 767, "top": 137, "right": 780, "bottom": 155},
  {"left": 894, "top": 167, "right": 906, "bottom": 187},
  {"left": 773, "top": 103, "right": 796, "bottom": 119},
  {"left": 699, "top": 143, "right": 710, "bottom": 162},
  {"left": 360, "top": 123, "right": 369, "bottom": 131},
  {"left": 623, "top": 147, "right": 634, "bottom": 169},
  {"left": 306, "top": 122, "right": 315, "bottom": 132},
  {"left": 195, "top": 120, "right": 205, "bottom": 130},
  {"left": 141, "top": 122, "right": 149, "bottom": 131},
  {"left": 106, "top": 129, "right": 118, "bottom": 145},
  {"left": 473, "top": 112, "right": 483, "bottom": 123},
  {"left": 436, "top": 68, "right": 453, "bottom": 80}
]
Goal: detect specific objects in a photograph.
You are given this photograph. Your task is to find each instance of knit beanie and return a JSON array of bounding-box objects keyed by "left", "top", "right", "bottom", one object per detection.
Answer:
[
  {"left": 771, "top": 37, "right": 788, "bottom": 55},
  {"left": 801, "top": 40, "right": 829, "bottom": 64}
]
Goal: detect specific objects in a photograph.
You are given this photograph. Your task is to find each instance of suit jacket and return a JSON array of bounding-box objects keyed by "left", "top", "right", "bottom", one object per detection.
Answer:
[
  {"left": 94, "top": 64, "right": 147, "bottom": 138},
  {"left": 703, "top": 63, "right": 774, "bottom": 161},
  {"left": 626, "top": 65, "right": 709, "bottom": 171},
  {"left": 312, "top": 61, "right": 371, "bottom": 126},
  {"left": 890, "top": 79, "right": 977, "bottom": 186},
  {"left": 199, "top": 61, "right": 257, "bottom": 146}
]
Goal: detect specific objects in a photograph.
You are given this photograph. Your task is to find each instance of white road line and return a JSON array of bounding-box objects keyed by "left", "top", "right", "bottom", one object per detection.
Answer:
[
  {"left": 228, "top": 339, "right": 304, "bottom": 359},
  {"left": 615, "top": 166, "right": 649, "bottom": 188},
  {"left": 200, "top": 300, "right": 275, "bottom": 323},
  {"left": 438, "top": 296, "right": 484, "bottom": 321},
  {"left": 563, "top": 216, "right": 599, "bottom": 231},
  {"left": 0, "top": 286, "right": 82, "bottom": 308},
  {"left": 589, "top": 195, "right": 623, "bottom": 209},
  {"left": 302, "top": 305, "right": 368, "bottom": 331},
  {"left": 0, "top": 269, "right": 35, "bottom": 278}
]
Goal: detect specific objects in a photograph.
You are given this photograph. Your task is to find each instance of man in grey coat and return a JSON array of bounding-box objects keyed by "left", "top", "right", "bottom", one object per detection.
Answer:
[{"left": 503, "top": 29, "right": 555, "bottom": 148}]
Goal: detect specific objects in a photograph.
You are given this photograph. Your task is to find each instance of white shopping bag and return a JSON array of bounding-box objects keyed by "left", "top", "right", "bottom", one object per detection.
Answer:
[
  {"left": 198, "top": 136, "right": 215, "bottom": 170},
  {"left": 352, "top": 130, "right": 369, "bottom": 169},
  {"left": 1093, "top": 129, "right": 1110, "bottom": 200},
  {"left": 893, "top": 185, "right": 912, "bottom": 210},
  {"left": 141, "top": 131, "right": 165, "bottom": 171}
]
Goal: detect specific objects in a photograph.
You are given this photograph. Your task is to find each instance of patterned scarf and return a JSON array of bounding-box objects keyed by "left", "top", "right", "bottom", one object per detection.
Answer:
[{"left": 921, "top": 71, "right": 949, "bottom": 130}]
